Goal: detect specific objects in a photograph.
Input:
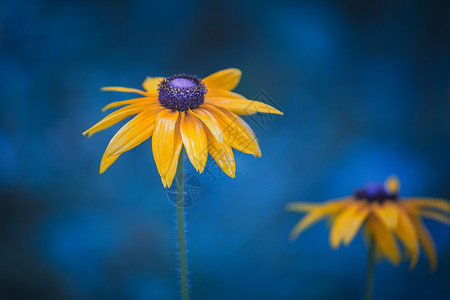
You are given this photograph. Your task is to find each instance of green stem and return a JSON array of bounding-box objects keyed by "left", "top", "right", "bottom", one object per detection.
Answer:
[
  {"left": 364, "top": 238, "right": 376, "bottom": 300},
  {"left": 176, "top": 148, "right": 189, "bottom": 300}
]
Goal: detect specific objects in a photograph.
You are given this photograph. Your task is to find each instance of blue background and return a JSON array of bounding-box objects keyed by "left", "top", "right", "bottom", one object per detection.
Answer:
[{"left": 1, "top": 0, "right": 449, "bottom": 299}]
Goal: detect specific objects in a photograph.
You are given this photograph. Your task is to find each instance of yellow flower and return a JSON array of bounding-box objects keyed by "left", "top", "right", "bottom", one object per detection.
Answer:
[
  {"left": 83, "top": 68, "right": 283, "bottom": 187},
  {"left": 287, "top": 175, "right": 450, "bottom": 271}
]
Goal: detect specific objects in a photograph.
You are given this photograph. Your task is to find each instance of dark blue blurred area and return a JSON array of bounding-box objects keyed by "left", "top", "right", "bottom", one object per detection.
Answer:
[{"left": 1, "top": 0, "right": 449, "bottom": 299}]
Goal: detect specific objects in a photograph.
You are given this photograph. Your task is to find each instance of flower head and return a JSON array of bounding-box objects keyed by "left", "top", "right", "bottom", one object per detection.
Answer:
[
  {"left": 83, "top": 68, "right": 283, "bottom": 187},
  {"left": 287, "top": 175, "right": 450, "bottom": 270}
]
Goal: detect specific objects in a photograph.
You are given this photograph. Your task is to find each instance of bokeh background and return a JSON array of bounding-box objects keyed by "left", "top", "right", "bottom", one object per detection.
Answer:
[{"left": 1, "top": 0, "right": 449, "bottom": 299}]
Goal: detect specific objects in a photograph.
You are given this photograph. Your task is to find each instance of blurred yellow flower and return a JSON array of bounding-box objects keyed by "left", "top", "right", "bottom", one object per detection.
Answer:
[
  {"left": 83, "top": 68, "right": 283, "bottom": 187},
  {"left": 287, "top": 175, "right": 450, "bottom": 270}
]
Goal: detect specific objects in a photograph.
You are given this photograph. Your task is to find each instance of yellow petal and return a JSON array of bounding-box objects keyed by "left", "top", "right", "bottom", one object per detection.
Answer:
[
  {"left": 287, "top": 197, "right": 354, "bottom": 213},
  {"left": 342, "top": 205, "right": 370, "bottom": 246},
  {"left": 102, "top": 98, "right": 157, "bottom": 112},
  {"left": 371, "top": 201, "right": 398, "bottom": 230},
  {"left": 203, "top": 104, "right": 261, "bottom": 156},
  {"left": 403, "top": 198, "right": 450, "bottom": 214},
  {"left": 410, "top": 217, "right": 437, "bottom": 272},
  {"left": 83, "top": 103, "right": 152, "bottom": 137},
  {"left": 190, "top": 107, "right": 224, "bottom": 144},
  {"left": 205, "top": 130, "right": 235, "bottom": 178},
  {"left": 203, "top": 68, "right": 241, "bottom": 91},
  {"left": 366, "top": 215, "right": 401, "bottom": 265},
  {"left": 142, "top": 76, "right": 163, "bottom": 94},
  {"left": 329, "top": 201, "right": 368, "bottom": 248},
  {"left": 152, "top": 110, "right": 180, "bottom": 187},
  {"left": 180, "top": 111, "right": 208, "bottom": 173},
  {"left": 104, "top": 107, "right": 162, "bottom": 157},
  {"left": 205, "top": 97, "right": 283, "bottom": 115},
  {"left": 289, "top": 199, "right": 353, "bottom": 240},
  {"left": 206, "top": 89, "right": 246, "bottom": 99},
  {"left": 163, "top": 126, "right": 183, "bottom": 188},
  {"left": 101, "top": 86, "right": 149, "bottom": 96},
  {"left": 99, "top": 152, "right": 120, "bottom": 174},
  {"left": 395, "top": 207, "right": 419, "bottom": 269},
  {"left": 385, "top": 175, "right": 400, "bottom": 193},
  {"left": 419, "top": 210, "right": 450, "bottom": 226},
  {"left": 290, "top": 210, "right": 330, "bottom": 240},
  {"left": 286, "top": 202, "right": 323, "bottom": 212}
]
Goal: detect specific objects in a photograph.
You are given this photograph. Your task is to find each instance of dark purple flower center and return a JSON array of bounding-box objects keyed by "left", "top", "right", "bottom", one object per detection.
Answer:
[
  {"left": 157, "top": 74, "right": 207, "bottom": 111},
  {"left": 353, "top": 183, "right": 398, "bottom": 203}
]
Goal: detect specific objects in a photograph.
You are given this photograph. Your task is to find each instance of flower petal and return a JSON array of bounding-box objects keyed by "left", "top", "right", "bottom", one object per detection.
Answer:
[
  {"left": 102, "top": 98, "right": 157, "bottom": 112},
  {"left": 190, "top": 107, "right": 224, "bottom": 144},
  {"left": 287, "top": 197, "right": 354, "bottom": 213},
  {"left": 152, "top": 109, "right": 181, "bottom": 187},
  {"left": 286, "top": 203, "right": 323, "bottom": 212},
  {"left": 99, "top": 152, "right": 120, "bottom": 174},
  {"left": 205, "top": 129, "right": 235, "bottom": 178},
  {"left": 142, "top": 76, "right": 164, "bottom": 94},
  {"left": 104, "top": 107, "right": 163, "bottom": 157},
  {"left": 101, "top": 86, "right": 149, "bottom": 96},
  {"left": 372, "top": 201, "right": 399, "bottom": 230},
  {"left": 206, "top": 89, "right": 246, "bottom": 99},
  {"left": 162, "top": 126, "right": 183, "bottom": 188},
  {"left": 203, "top": 68, "right": 241, "bottom": 91},
  {"left": 403, "top": 198, "right": 450, "bottom": 214},
  {"left": 290, "top": 210, "right": 329, "bottom": 241},
  {"left": 395, "top": 207, "right": 419, "bottom": 269},
  {"left": 329, "top": 201, "right": 367, "bottom": 248},
  {"left": 410, "top": 217, "right": 437, "bottom": 272},
  {"left": 180, "top": 111, "right": 208, "bottom": 173},
  {"left": 289, "top": 199, "right": 353, "bottom": 240},
  {"left": 205, "top": 97, "right": 283, "bottom": 115},
  {"left": 420, "top": 210, "right": 450, "bottom": 225},
  {"left": 83, "top": 103, "right": 153, "bottom": 137},
  {"left": 203, "top": 104, "right": 261, "bottom": 156},
  {"left": 366, "top": 215, "right": 401, "bottom": 265}
]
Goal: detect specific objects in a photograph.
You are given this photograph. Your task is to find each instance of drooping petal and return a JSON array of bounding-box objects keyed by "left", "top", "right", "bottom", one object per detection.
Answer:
[
  {"left": 205, "top": 97, "right": 283, "bottom": 115},
  {"left": 102, "top": 97, "right": 157, "bottom": 112},
  {"left": 205, "top": 129, "right": 235, "bottom": 178},
  {"left": 99, "top": 152, "right": 120, "bottom": 174},
  {"left": 162, "top": 125, "right": 183, "bottom": 188},
  {"left": 329, "top": 201, "right": 368, "bottom": 248},
  {"left": 203, "top": 104, "right": 261, "bottom": 156},
  {"left": 190, "top": 108, "right": 224, "bottom": 144},
  {"left": 371, "top": 201, "right": 399, "bottom": 230},
  {"left": 410, "top": 217, "right": 437, "bottom": 271},
  {"left": 287, "top": 197, "right": 354, "bottom": 213},
  {"left": 180, "top": 111, "right": 208, "bottom": 173},
  {"left": 286, "top": 202, "right": 323, "bottom": 212},
  {"left": 289, "top": 199, "right": 353, "bottom": 240},
  {"left": 83, "top": 103, "right": 154, "bottom": 137},
  {"left": 103, "top": 107, "right": 163, "bottom": 157},
  {"left": 419, "top": 210, "right": 450, "bottom": 226},
  {"left": 403, "top": 198, "right": 450, "bottom": 214},
  {"left": 366, "top": 215, "right": 401, "bottom": 265},
  {"left": 101, "top": 86, "right": 149, "bottom": 96},
  {"left": 342, "top": 204, "right": 370, "bottom": 246},
  {"left": 203, "top": 68, "right": 241, "bottom": 91},
  {"left": 152, "top": 110, "right": 181, "bottom": 187},
  {"left": 142, "top": 76, "right": 164, "bottom": 94},
  {"left": 290, "top": 210, "right": 330, "bottom": 241},
  {"left": 395, "top": 206, "right": 420, "bottom": 269}
]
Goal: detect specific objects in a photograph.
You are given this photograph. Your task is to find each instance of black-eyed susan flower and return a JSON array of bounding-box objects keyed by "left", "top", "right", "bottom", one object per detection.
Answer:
[
  {"left": 83, "top": 68, "right": 283, "bottom": 187},
  {"left": 287, "top": 175, "right": 450, "bottom": 270}
]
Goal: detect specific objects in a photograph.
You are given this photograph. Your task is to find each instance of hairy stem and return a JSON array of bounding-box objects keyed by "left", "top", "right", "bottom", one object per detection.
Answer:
[
  {"left": 364, "top": 237, "right": 376, "bottom": 300},
  {"left": 176, "top": 148, "right": 189, "bottom": 300}
]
